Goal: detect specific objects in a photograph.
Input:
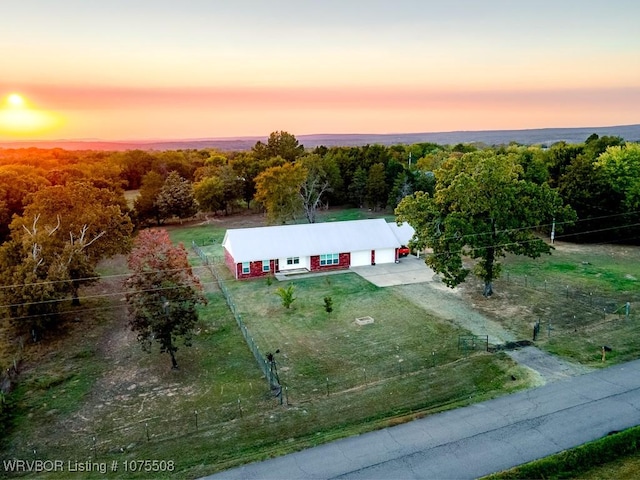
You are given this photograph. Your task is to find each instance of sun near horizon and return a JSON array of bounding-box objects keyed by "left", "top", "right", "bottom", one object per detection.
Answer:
[{"left": 0, "top": 92, "right": 64, "bottom": 139}]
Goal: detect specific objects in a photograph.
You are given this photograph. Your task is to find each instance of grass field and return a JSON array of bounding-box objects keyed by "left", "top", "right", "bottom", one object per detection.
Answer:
[
  {"left": 458, "top": 240, "right": 640, "bottom": 366},
  {"left": 222, "top": 269, "right": 522, "bottom": 399},
  {"left": 1, "top": 222, "right": 534, "bottom": 479},
  {"left": 2, "top": 218, "right": 639, "bottom": 479}
]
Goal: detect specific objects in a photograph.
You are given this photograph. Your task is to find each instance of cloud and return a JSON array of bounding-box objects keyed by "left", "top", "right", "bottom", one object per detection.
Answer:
[{"left": 6, "top": 84, "right": 640, "bottom": 112}]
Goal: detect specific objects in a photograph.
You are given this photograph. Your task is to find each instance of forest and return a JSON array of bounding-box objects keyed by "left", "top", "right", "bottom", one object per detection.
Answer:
[
  {"left": 1, "top": 129, "right": 639, "bottom": 461},
  {"left": 0, "top": 134, "right": 637, "bottom": 339},
  {"left": 0, "top": 131, "right": 636, "bottom": 336}
]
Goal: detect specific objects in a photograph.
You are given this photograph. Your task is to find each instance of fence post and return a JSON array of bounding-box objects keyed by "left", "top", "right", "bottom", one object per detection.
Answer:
[{"left": 191, "top": 245, "right": 280, "bottom": 394}]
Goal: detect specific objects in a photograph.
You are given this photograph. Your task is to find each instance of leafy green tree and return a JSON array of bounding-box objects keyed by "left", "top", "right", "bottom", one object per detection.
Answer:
[
  {"left": 328, "top": 147, "right": 360, "bottom": 203},
  {"left": 193, "top": 164, "right": 242, "bottom": 215},
  {"left": 254, "top": 162, "right": 307, "bottom": 224},
  {"left": 134, "top": 171, "right": 164, "bottom": 225},
  {"left": 361, "top": 144, "right": 391, "bottom": 169},
  {"left": 252, "top": 131, "right": 305, "bottom": 163},
  {"left": 396, "top": 151, "right": 575, "bottom": 296},
  {"left": 545, "top": 142, "right": 584, "bottom": 187},
  {"left": 584, "top": 134, "right": 625, "bottom": 161},
  {"left": 388, "top": 171, "right": 413, "bottom": 209},
  {"left": 513, "top": 146, "right": 550, "bottom": 184},
  {"left": 216, "top": 165, "right": 244, "bottom": 214},
  {"left": 230, "top": 152, "right": 263, "bottom": 208},
  {"left": 385, "top": 158, "right": 405, "bottom": 187},
  {"left": 155, "top": 151, "right": 198, "bottom": 181},
  {"left": 348, "top": 166, "right": 368, "bottom": 208},
  {"left": 366, "top": 163, "right": 387, "bottom": 210},
  {"left": 125, "top": 229, "right": 206, "bottom": 369},
  {"left": 111, "top": 149, "right": 156, "bottom": 190},
  {"left": 323, "top": 296, "right": 333, "bottom": 316},
  {"left": 155, "top": 171, "right": 198, "bottom": 221},
  {"left": 411, "top": 169, "right": 436, "bottom": 196},
  {"left": 275, "top": 284, "right": 296, "bottom": 309},
  {"left": 595, "top": 143, "right": 640, "bottom": 211},
  {"left": 0, "top": 165, "right": 50, "bottom": 241},
  {"left": 194, "top": 176, "right": 225, "bottom": 213},
  {"left": 12, "top": 182, "right": 134, "bottom": 306},
  {"left": 0, "top": 183, "right": 133, "bottom": 337},
  {"left": 416, "top": 149, "right": 453, "bottom": 173},
  {"left": 556, "top": 155, "right": 623, "bottom": 242},
  {"left": 0, "top": 240, "right": 68, "bottom": 338}
]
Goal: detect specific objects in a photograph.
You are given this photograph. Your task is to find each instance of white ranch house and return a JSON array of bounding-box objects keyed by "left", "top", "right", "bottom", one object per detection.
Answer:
[{"left": 222, "top": 218, "right": 414, "bottom": 279}]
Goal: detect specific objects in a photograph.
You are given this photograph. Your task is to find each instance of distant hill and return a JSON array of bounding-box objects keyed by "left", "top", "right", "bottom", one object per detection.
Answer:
[{"left": 2, "top": 124, "right": 639, "bottom": 151}]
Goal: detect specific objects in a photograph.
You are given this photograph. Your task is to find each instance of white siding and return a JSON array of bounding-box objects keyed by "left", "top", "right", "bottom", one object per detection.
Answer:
[
  {"left": 278, "top": 256, "right": 310, "bottom": 271},
  {"left": 350, "top": 250, "right": 371, "bottom": 267},
  {"left": 374, "top": 248, "right": 396, "bottom": 265}
]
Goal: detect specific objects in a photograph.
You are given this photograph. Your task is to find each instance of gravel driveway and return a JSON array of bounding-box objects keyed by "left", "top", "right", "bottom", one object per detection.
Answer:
[{"left": 355, "top": 258, "right": 592, "bottom": 384}]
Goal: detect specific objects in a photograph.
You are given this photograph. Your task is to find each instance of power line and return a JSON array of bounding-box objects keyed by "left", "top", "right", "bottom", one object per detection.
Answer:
[
  {"left": 424, "top": 209, "right": 640, "bottom": 244},
  {"left": 0, "top": 264, "right": 212, "bottom": 291},
  {"left": 1, "top": 212, "right": 639, "bottom": 311},
  {"left": 0, "top": 278, "right": 217, "bottom": 311}
]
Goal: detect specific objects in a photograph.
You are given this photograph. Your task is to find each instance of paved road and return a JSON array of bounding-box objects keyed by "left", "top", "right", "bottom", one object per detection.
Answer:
[{"left": 206, "top": 359, "right": 640, "bottom": 480}]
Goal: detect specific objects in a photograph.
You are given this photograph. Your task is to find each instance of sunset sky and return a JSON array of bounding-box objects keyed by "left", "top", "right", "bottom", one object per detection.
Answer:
[{"left": 1, "top": 0, "right": 639, "bottom": 141}]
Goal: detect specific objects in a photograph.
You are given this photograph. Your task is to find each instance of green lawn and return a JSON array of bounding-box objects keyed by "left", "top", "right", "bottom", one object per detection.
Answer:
[
  {"left": 225, "top": 272, "right": 467, "bottom": 395},
  {"left": 458, "top": 240, "right": 640, "bottom": 366},
  {"left": 6, "top": 220, "right": 639, "bottom": 479},
  {"left": 501, "top": 241, "right": 640, "bottom": 295}
]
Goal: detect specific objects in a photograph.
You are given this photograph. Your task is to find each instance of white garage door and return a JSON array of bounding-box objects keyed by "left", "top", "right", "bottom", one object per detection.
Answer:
[
  {"left": 350, "top": 250, "right": 370, "bottom": 267},
  {"left": 374, "top": 248, "right": 396, "bottom": 265}
]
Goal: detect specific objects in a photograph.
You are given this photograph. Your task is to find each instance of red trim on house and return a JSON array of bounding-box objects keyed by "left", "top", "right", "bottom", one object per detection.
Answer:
[
  {"left": 233, "top": 259, "right": 276, "bottom": 280},
  {"left": 310, "top": 253, "right": 350, "bottom": 272},
  {"left": 224, "top": 249, "right": 239, "bottom": 279},
  {"left": 225, "top": 248, "right": 351, "bottom": 280}
]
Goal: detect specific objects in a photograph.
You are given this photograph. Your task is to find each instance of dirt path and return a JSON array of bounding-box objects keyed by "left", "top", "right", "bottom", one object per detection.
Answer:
[
  {"left": 392, "top": 281, "right": 517, "bottom": 345},
  {"left": 505, "top": 346, "right": 594, "bottom": 384}
]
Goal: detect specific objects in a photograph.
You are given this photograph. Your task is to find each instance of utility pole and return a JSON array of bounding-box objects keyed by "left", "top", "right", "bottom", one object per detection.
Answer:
[{"left": 550, "top": 217, "right": 556, "bottom": 244}]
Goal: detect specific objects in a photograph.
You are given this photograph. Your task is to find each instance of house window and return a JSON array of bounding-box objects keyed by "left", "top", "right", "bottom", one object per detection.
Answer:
[
  {"left": 262, "top": 260, "right": 270, "bottom": 272},
  {"left": 320, "top": 253, "right": 339, "bottom": 266},
  {"left": 287, "top": 257, "right": 300, "bottom": 265},
  {"left": 242, "top": 262, "right": 250, "bottom": 274}
]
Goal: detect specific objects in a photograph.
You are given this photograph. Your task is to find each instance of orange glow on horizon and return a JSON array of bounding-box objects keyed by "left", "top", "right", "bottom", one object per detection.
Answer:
[{"left": 0, "top": 92, "right": 64, "bottom": 138}]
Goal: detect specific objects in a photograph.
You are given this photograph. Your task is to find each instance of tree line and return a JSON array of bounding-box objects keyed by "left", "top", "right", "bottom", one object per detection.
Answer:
[
  {"left": 0, "top": 131, "right": 638, "bottom": 357},
  {"left": 2, "top": 132, "right": 636, "bottom": 239}
]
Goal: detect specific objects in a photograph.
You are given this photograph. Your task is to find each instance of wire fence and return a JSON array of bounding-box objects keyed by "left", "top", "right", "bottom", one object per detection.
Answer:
[
  {"left": 192, "top": 242, "right": 282, "bottom": 400},
  {"left": 496, "top": 270, "right": 636, "bottom": 337},
  {"left": 33, "top": 244, "right": 631, "bottom": 462}
]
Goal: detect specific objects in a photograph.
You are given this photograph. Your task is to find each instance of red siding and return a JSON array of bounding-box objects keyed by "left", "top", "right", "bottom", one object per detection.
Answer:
[
  {"left": 236, "top": 259, "right": 276, "bottom": 280},
  {"left": 310, "top": 253, "right": 350, "bottom": 272},
  {"left": 224, "top": 249, "right": 238, "bottom": 278}
]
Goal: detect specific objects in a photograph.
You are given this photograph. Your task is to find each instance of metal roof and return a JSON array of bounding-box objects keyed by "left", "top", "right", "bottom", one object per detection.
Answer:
[
  {"left": 222, "top": 218, "right": 407, "bottom": 263},
  {"left": 388, "top": 222, "right": 415, "bottom": 246}
]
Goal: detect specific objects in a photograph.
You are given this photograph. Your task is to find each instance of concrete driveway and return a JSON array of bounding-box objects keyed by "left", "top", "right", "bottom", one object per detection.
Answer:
[{"left": 351, "top": 255, "right": 436, "bottom": 287}]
